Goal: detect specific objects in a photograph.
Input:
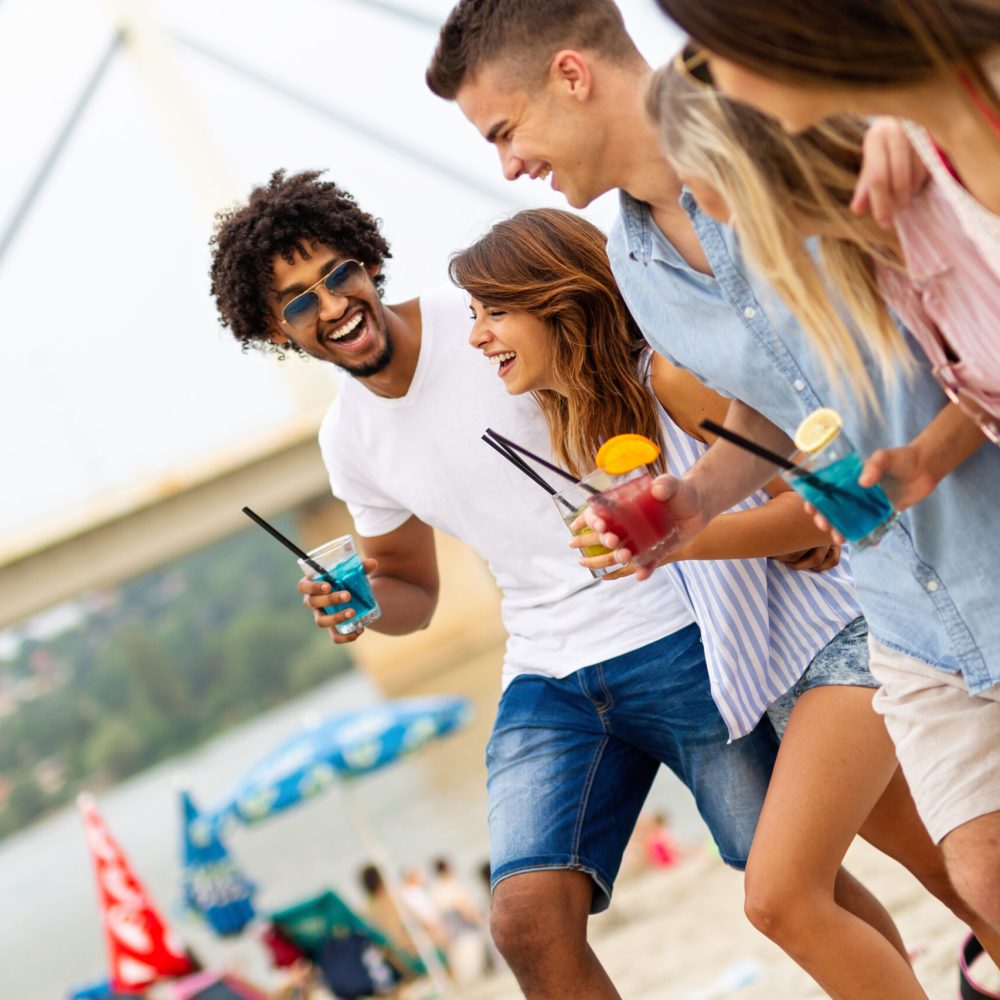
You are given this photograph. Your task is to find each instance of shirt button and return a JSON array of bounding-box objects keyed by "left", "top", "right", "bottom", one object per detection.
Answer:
[
  {"left": 793, "top": 379, "right": 806, "bottom": 392},
  {"left": 926, "top": 580, "right": 939, "bottom": 592},
  {"left": 743, "top": 306, "right": 756, "bottom": 319}
]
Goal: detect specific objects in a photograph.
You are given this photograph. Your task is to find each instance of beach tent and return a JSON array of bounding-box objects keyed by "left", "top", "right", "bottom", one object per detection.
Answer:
[
  {"left": 170, "top": 971, "right": 267, "bottom": 1000},
  {"left": 179, "top": 790, "right": 256, "bottom": 937},
  {"left": 271, "top": 890, "right": 405, "bottom": 999},
  {"left": 78, "top": 794, "right": 195, "bottom": 993}
]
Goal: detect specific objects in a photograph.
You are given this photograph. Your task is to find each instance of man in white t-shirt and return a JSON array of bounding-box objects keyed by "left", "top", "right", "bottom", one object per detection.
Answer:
[{"left": 209, "top": 169, "right": 779, "bottom": 995}]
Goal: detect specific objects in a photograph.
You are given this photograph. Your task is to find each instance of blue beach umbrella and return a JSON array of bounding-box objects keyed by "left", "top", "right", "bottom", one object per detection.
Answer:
[
  {"left": 209, "top": 695, "right": 473, "bottom": 826},
  {"left": 179, "top": 789, "right": 256, "bottom": 937}
]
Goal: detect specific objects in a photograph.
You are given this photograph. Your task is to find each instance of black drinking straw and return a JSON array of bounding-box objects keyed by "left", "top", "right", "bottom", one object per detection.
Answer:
[
  {"left": 241, "top": 506, "right": 329, "bottom": 579},
  {"left": 481, "top": 435, "right": 578, "bottom": 514},
  {"left": 699, "top": 420, "right": 885, "bottom": 516},
  {"left": 484, "top": 427, "right": 598, "bottom": 493},
  {"left": 699, "top": 419, "right": 808, "bottom": 475}
]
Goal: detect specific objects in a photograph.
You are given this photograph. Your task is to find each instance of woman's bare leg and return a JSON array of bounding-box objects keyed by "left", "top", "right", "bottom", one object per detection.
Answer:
[{"left": 744, "top": 686, "right": 926, "bottom": 1000}]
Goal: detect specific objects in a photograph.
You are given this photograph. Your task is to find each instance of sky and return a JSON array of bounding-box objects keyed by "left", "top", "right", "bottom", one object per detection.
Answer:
[{"left": 0, "top": 0, "right": 682, "bottom": 548}]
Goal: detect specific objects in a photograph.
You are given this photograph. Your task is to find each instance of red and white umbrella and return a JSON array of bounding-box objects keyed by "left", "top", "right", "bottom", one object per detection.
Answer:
[{"left": 78, "top": 793, "right": 194, "bottom": 992}]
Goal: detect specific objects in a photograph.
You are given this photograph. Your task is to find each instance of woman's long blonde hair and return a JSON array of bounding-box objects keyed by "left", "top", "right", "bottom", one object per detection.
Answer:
[
  {"left": 449, "top": 208, "right": 665, "bottom": 478},
  {"left": 648, "top": 61, "right": 911, "bottom": 410}
]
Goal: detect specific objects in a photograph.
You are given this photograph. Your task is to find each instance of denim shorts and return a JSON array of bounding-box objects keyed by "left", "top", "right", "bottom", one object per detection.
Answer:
[
  {"left": 766, "top": 617, "right": 876, "bottom": 738},
  {"left": 486, "top": 623, "right": 779, "bottom": 913}
]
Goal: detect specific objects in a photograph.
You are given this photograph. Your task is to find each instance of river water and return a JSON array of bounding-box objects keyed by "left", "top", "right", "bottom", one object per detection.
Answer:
[{"left": 0, "top": 649, "right": 703, "bottom": 999}]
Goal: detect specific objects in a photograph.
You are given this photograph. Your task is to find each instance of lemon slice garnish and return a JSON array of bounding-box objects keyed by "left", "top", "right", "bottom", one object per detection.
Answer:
[
  {"left": 793, "top": 408, "right": 843, "bottom": 453},
  {"left": 595, "top": 434, "right": 661, "bottom": 475}
]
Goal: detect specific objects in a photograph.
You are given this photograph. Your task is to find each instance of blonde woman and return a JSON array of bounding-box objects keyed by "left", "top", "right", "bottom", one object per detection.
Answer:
[{"left": 647, "top": 60, "right": 1000, "bottom": 965}]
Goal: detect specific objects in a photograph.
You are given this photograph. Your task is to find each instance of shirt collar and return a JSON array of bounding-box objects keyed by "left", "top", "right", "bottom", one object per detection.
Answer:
[{"left": 618, "top": 188, "right": 705, "bottom": 273}]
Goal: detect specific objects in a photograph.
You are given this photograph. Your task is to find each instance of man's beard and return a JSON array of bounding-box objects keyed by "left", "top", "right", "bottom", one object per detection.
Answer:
[
  {"left": 339, "top": 301, "right": 394, "bottom": 378},
  {"left": 341, "top": 331, "right": 393, "bottom": 378}
]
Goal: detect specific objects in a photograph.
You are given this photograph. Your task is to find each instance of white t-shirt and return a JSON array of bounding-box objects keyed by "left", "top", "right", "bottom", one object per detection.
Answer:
[{"left": 321, "top": 285, "right": 693, "bottom": 688}]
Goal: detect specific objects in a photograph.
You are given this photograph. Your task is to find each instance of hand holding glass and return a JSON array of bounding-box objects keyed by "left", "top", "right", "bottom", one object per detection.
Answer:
[
  {"left": 552, "top": 470, "right": 621, "bottom": 578},
  {"left": 298, "top": 535, "right": 381, "bottom": 635},
  {"left": 588, "top": 469, "right": 678, "bottom": 568},
  {"left": 784, "top": 439, "right": 896, "bottom": 548}
]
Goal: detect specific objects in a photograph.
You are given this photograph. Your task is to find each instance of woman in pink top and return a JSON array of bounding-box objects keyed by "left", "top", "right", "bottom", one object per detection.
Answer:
[
  {"left": 649, "top": 62, "right": 997, "bottom": 524},
  {"left": 651, "top": 0, "right": 1000, "bottom": 277}
]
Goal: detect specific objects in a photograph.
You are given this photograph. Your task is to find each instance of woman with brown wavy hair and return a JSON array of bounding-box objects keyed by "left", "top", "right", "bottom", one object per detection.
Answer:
[{"left": 449, "top": 207, "right": 991, "bottom": 1000}]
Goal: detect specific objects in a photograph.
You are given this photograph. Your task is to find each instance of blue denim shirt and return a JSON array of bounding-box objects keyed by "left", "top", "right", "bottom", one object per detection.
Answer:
[{"left": 609, "top": 189, "right": 1000, "bottom": 693}]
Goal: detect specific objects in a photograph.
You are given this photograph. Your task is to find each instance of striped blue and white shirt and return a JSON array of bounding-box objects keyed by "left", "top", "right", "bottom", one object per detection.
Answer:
[{"left": 656, "top": 406, "right": 864, "bottom": 740}]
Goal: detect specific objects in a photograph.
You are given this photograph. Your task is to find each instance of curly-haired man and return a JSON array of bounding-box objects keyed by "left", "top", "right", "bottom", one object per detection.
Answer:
[{"left": 209, "top": 168, "right": 781, "bottom": 997}]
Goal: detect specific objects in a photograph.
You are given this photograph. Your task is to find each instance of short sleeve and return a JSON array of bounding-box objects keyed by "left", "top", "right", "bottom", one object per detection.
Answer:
[{"left": 319, "top": 403, "right": 412, "bottom": 538}]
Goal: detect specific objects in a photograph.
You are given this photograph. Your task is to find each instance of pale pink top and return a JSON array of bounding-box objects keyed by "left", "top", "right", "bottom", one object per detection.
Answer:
[
  {"left": 875, "top": 179, "right": 1000, "bottom": 422},
  {"left": 902, "top": 52, "right": 1000, "bottom": 280}
]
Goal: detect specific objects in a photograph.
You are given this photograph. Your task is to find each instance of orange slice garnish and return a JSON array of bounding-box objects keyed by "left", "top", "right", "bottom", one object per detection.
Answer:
[{"left": 595, "top": 434, "right": 661, "bottom": 475}]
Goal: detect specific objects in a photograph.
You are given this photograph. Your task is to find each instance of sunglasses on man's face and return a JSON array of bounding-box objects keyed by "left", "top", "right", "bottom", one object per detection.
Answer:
[
  {"left": 280, "top": 258, "right": 367, "bottom": 333},
  {"left": 678, "top": 43, "right": 714, "bottom": 87}
]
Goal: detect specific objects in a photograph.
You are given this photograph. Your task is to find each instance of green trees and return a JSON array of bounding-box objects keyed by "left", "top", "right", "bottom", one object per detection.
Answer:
[{"left": 0, "top": 521, "right": 352, "bottom": 838}]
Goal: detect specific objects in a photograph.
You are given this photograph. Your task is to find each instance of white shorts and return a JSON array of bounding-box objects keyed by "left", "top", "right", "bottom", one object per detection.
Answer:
[{"left": 868, "top": 637, "right": 1000, "bottom": 844}]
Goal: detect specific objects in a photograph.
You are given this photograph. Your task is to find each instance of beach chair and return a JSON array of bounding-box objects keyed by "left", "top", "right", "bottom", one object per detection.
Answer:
[{"left": 269, "top": 890, "right": 413, "bottom": 999}]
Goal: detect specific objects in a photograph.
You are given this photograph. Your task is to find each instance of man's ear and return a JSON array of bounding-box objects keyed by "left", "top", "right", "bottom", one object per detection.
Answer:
[
  {"left": 366, "top": 261, "right": 381, "bottom": 280},
  {"left": 549, "top": 50, "right": 593, "bottom": 101},
  {"left": 267, "top": 320, "right": 289, "bottom": 346}
]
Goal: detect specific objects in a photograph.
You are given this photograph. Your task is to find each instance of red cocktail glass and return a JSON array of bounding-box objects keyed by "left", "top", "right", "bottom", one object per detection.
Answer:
[{"left": 588, "top": 470, "right": 677, "bottom": 567}]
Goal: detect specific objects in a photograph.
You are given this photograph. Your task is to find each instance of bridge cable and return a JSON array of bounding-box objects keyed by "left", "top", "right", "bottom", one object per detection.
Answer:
[
  {"left": 173, "top": 31, "right": 524, "bottom": 211},
  {"left": 0, "top": 31, "right": 124, "bottom": 268}
]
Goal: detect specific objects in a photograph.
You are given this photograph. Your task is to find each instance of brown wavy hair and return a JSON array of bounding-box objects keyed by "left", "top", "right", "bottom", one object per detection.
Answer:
[{"left": 449, "top": 209, "right": 665, "bottom": 478}]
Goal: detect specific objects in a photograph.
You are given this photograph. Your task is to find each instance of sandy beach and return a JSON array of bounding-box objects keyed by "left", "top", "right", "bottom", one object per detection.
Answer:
[{"left": 461, "top": 837, "right": 999, "bottom": 1000}]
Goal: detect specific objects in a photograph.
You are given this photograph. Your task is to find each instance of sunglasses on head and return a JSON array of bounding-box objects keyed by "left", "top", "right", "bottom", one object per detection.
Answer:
[
  {"left": 677, "top": 43, "right": 714, "bottom": 87},
  {"left": 280, "top": 257, "right": 367, "bottom": 333}
]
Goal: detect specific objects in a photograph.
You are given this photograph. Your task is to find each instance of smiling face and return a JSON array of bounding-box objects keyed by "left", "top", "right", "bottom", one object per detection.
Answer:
[
  {"left": 707, "top": 53, "right": 842, "bottom": 133},
  {"left": 455, "top": 57, "right": 611, "bottom": 209},
  {"left": 268, "top": 241, "right": 391, "bottom": 377},
  {"left": 467, "top": 298, "right": 561, "bottom": 395}
]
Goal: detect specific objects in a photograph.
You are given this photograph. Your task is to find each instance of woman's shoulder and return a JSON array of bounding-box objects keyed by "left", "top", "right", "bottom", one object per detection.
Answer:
[{"left": 650, "top": 354, "right": 731, "bottom": 442}]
